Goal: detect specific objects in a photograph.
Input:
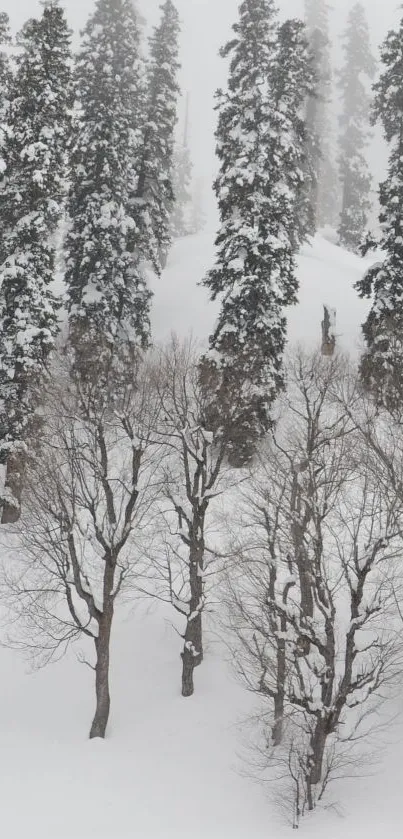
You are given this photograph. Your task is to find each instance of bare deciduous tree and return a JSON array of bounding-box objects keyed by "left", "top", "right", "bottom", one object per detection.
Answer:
[
  {"left": 2, "top": 351, "right": 162, "bottom": 738},
  {"left": 225, "top": 351, "right": 403, "bottom": 825},
  {"left": 147, "top": 338, "right": 231, "bottom": 697}
]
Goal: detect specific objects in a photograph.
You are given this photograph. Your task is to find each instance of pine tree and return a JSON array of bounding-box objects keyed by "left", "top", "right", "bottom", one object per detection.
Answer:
[
  {"left": 65, "top": 0, "right": 151, "bottom": 382},
  {"left": 304, "top": 0, "right": 338, "bottom": 228},
  {"left": 170, "top": 96, "right": 193, "bottom": 238},
  {"left": 135, "top": 0, "right": 180, "bottom": 270},
  {"left": 274, "top": 18, "right": 316, "bottom": 245},
  {"left": 0, "top": 0, "right": 74, "bottom": 521},
  {"left": 170, "top": 141, "right": 192, "bottom": 237},
  {"left": 356, "top": 16, "right": 403, "bottom": 409},
  {"left": 201, "top": 0, "right": 311, "bottom": 463},
  {"left": 338, "top": 3, "right": 375, "bottom": 252},
  {"left": 0, "top": 13, "right": 11, "bottom": 182}
]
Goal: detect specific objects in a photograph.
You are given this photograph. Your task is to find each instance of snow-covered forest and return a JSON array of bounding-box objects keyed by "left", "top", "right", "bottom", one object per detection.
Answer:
[{"left": 1, "top": 0, "right": 403, "bottom": 836}]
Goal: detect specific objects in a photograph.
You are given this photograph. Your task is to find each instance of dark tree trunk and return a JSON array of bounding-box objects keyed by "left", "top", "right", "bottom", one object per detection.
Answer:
[
  {"left": 272, "top": 569, "right": 296, "bottom": 745},
  {"left": 181, "top": 533, "right": 204, "bottom": 698},
  {"left": 272, "top": 637, "right": 286, "bottom": 746},
  {"left": 306, "top": 778, "right": 314, "bottom": 813},
  {"left": 89, "top": 606, "right": 113, "bottom": 739},
  {"left": 181, "top": 611, "right": 203, "bottom": 698},
  {"left": 307, "top": 613, "right": 336, "bottom": 790},
  {"left": 1, "top": 451, "right": 25, "bottom": 524},
  {"left": 308, "top": 718, "right": 328, "bottom": 788},
  {"left": 272, "top": 693, "right": 284, "bottom": 747},
  {"left": 290, "top": 472, "right": 314, "bottom": 623}
]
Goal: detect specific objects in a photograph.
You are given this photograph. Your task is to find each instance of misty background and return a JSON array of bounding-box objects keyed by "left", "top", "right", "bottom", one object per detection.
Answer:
[{"left": 3, "top": 0, "right": 401, "bottom": 216}]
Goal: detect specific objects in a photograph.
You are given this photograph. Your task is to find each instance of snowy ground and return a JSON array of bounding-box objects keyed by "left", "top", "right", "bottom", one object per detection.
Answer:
[
  {"left": 151, "top": 226, "right": 371, "bottom": 354},
  {"left": 1, "top": 231, "right": 402, "bottom": 839}
]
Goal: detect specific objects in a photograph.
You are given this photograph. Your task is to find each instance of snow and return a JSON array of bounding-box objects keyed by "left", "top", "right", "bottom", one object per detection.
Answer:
[
  {"left": 0, "top": 604, "right": 272, "bottom": 839},
  {"left": 0, "top": 228, "right": 402, "bottom": 839},
  {"left": 149, "top": 229, "right": 219, "bottom": 344},
  {"left": 151, "top": 227, "right": 372, "bottom": 356}
]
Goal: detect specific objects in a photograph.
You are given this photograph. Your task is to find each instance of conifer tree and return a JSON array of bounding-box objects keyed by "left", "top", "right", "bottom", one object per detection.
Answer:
[
  {"left": 65, "top": 0, "right": 151, "bottom": 382},
  {"left": 0, "top": 0, "right": 74, "bottom": 522},
  {"left": 201, "top": 0, "right": 311, "bottom": 463},
  {"left": 274, "top": 18, "right": 316, "bottom": 245},
  {"left": 338, "top": 3, "right": 375, "bottom": 252},
  {"left": 304, "top": 0, "right": 338, "bottom": 228},
  {"left": 135, "top": 0, "right": 180, "bottom": 270},
  {"left": 170, "top": 141, "right": 192, "bottom": 237},
  {"left": 356, "top": 16, "right": 403, "bottom": 409},
  {"left": 170, "top": 96, "right": 193, "bottom": 238},
  {"left": 0, "top": 13, "right": 11, "bottom": 181}
]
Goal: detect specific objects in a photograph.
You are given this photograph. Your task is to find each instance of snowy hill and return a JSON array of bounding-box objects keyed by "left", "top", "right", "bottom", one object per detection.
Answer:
[
  {"left": 152, "top": 229, "right": 371, "bottom": 354},
  {"left": 0, "top": 232, "right": 402, "bottom": 839}
]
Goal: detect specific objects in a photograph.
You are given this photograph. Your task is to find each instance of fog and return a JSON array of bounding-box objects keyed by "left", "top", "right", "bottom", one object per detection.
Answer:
[{"left": 2, "top": 0, "right": 401, "bottom": 194}]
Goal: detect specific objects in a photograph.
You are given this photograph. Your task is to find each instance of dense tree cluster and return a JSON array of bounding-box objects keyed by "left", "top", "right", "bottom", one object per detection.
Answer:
[{"left": 3, "top": 0, "right": 403, "bottom": 831}]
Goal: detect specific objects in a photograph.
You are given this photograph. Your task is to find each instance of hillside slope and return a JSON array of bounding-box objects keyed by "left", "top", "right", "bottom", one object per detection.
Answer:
[
  {"left": 0, "top": 232, "right": 401, "bottom": 839},
  {"left": 151, "top": 229, "right": 371, "bottom": 353}
]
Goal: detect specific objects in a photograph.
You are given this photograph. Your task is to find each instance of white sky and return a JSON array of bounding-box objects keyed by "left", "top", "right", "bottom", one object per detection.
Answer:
[{"left": 2, "top": 0, "right": 402, "bottom": 190}]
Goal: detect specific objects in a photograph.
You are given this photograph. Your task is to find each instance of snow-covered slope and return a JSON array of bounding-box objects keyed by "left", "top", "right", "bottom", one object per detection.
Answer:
[
  {"left": 0, "top": 232, "right": 402, "bottom": 839},
  {"left": 151, "top": 228, "right": 371, "bottom": 354}
]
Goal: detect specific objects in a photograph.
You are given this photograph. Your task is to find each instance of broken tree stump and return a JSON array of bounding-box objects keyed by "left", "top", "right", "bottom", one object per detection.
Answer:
[{"left": 321, "top": 305, "right": 336, "bottom": 357}]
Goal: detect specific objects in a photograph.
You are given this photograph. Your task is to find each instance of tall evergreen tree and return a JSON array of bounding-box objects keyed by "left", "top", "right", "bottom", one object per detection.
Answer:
[
  {"left": 65, "top": 0, "right": 151, "bottom": 381},
  {"left": 274, "top": 18, "right": 316, "bottom": 245},
  {"left": 135, "top": 0, "right": 180, "bottom": 270},
  {"left": 170, "top": 96, "right": 193, "bottom": 238},
  {"left": 356, "top": 16, "right": 403, "bottom": 409},
  {"left": 338, "top": 3, "right": 375, "bottom": 252},
  {"left": 304, "top": 0, "right": 338, "bottom": 228},
  {"left": 0, "top": 0, "right": 74, "bottom": 521},
  {"left": 170, "top": 141, "right": 193, "bottom": 237},
  {"left": 201, "top": 0, "right": 311, "bottom": 463},
  {"left": 0, "top": 13, "right": 11, "bottom": 180}
]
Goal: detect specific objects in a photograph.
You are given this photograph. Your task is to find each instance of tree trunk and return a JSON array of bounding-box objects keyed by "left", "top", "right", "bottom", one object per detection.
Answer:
[
  {"left": 306, "top": 778, "right": 314, "bottom": 813},
  {"left": 181, "top": 536, "right": 204, "bottom": 698},
  {"left": 308, "top": 718, "right": 327, "bottom": 787},
  {"left": 181, "top": 611, "right": 203, "bottom": 698},
  {"left": 272, "top": 632, "right": 286, "bottom": 745},
  {"left": 1, "top": 451, "right": 25, "bottom": 524},
  {"left": 272, "top": 573, "right": 295, "bottom": 745},
  {"left": 89, "top": 608, "right": 113, "bottom": 739},
  {"left": 321, "top": 305, "right": 336, "bottom": 357},
  {"left": 272, "top": 692, "right": 284, "bottom": 747},
  {"left": 272, "top": 656, "right": 285, "bottom": 744}
]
